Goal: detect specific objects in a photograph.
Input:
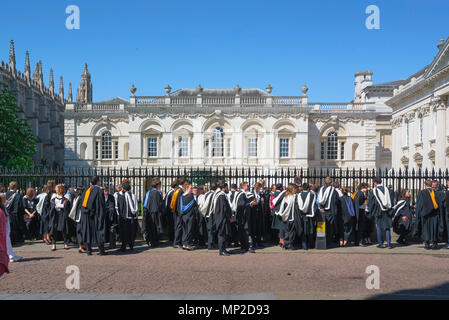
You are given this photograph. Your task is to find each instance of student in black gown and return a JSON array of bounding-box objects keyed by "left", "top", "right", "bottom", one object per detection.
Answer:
[
  {"left": 250, "top": 182, "right": 264, "bottom": 248},
  {"left": 275, "top": 184, "right": 300, "bottom": 250},
  {"left": 172, "top": 178, "right": 186, "bottom": 249},
  {"left": 231, "top": 182, "right": 257, "bottom": 253},
  {"left": 210, "top": 180, "right": 232, "bottom": 256},
  {"left": 296, "top": 183, "right": 317, "bottom": 250},
  {"left": 178, "top": 180, "right": 199, "bottom": 251},
  {"left": 5, "top": 181, "right": 25, "bottom": 244},
  {"left": 351, "top": 183, "right": 369, "bottom": 246},
  {"left": 368, "top": 177, "right": 394, "bottom": 249},
  {"left": 195, "top": 185, "right": 208, "bottom": 248},
  {"left": 164, "top": 180, "right": 179, "bottom": 245},
  {"left": 142, "top": 177, "right": 164, "bottom": 247},
  {"left": 49, "top": 184, "right": 70, "bottom": 251},
  {"left": 227, "top": 184, "right": 240, "bottom": 247},
  {"left": 102, "top": 186, "right": 116, "bottom": 249},
  {"left": 68, "top": 188, "right": 85, "bottom": 253},
  {"left": 79, "top": 176, "right": 108, "bottom": 256},
  {"left": 36, "top": 185, "right": 51, "bottom": 244},
  {"left": 415, "top": 180, "right": 445, "bottom": 250},
  {"left": 22, "top": 188, "right": 39, "bottom": 240},
  {"left": 115, "top": 181, "right": 138, "bottom": 252},
  {"left": 392, "top": 188, "right": 414, "bottom": 246},
  {"left": 338, "top": 187, "right": 356, "bottom": 247},
  {"left": 203, "top": 183, "right": 218, "bottom": 250},
  {"left": 317, "top": 177, "right": 340, "bottom": 247}
]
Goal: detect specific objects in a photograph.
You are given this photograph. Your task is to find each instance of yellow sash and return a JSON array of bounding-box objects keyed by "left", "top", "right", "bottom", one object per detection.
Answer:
[
  {"left": 82, "top": 187, "right": 92, "bottom": 208},
  {"left": 429, "top": 189, "right": 438, "bottom": 210},
  {"left": 351, "top": 191, "right": 357, "bottom": 200},
  {"left": 170, "top": 188, "right": 181, "bottom": 211}
]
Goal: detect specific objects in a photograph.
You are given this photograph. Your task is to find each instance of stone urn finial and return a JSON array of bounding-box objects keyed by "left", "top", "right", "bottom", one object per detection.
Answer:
[
  {"left": 165, "top": 84, "right": 172, "bottom": 95},
  {"left": 301, "top": 84, "right": 309, "bottom": 95},
  {"left": 130, "top": 84, "right": 137, "bottom": 97},
  {"left": 266, "top": 84, "right": 272, "bottom": 95}
]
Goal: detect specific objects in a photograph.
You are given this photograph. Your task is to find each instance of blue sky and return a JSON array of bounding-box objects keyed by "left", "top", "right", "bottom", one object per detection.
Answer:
[{"left": 1, "top": 0, "right": 448, "bottom": 102}]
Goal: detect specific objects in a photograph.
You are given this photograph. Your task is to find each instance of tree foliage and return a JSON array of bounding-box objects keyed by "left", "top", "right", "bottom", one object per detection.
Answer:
[{"left": 0, "top": 82, "right": 36, "bottom": 169}]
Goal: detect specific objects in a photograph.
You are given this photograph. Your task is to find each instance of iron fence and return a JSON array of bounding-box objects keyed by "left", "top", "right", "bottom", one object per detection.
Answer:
[{"left": 1, "top": 167, "right": 449, "bottom": 204}]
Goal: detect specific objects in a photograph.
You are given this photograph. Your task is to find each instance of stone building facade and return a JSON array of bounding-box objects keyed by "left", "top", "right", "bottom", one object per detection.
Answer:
[
  {"left": 0, "top": 40, "right": 69, "bottom": 168},
  {"left": 64, "top": 73, "right": 394, "bottom": 170},
  {"left": 388, "top": 38, "right": 449, "bottom": 171}
]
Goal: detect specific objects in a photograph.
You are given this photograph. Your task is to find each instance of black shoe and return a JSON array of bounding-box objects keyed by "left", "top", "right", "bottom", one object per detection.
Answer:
[
  {"left": 388, "top": 244, "right": 394, "bottom": 249},
  {"left": 431, "top": 243, "right": 438, "bottom": 250},
  {"left": 109, "top": 244, "right": 116, "bottom": 250},
  {"left": 98, "top": 251, "right": 108, "bottom": 256},
  {"left": 78, "top": 249, "right": 86, "bottom": 254},
  {"left": 219, "top": 251, "right": 230, "bottom": 256},
  {"left": 118, "top": 247, "right": 126, "bottom": 252},
  {"left": 424, "top": 242, "right": 431, "bottom": 250},
  {"left": 376, "top": 244, "right": 384, "bottom": 249},
  {"left": 87, "top": 251, "right": 92, "bottom": 256},
  {"left": 249, "top": 247, "right": 256, "bottom": 253},
  {"left": 173, "top": 244, "right": 182, "bottom": 249}
]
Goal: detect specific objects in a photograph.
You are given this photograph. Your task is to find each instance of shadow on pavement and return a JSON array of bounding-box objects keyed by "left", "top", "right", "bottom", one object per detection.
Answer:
[{"left": 369, "top": 282, "right": 449, "bottom": 300}]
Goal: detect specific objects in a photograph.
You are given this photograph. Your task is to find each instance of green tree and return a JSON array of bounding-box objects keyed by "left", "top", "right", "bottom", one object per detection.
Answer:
[{"left": 0, "top": 82, "right": 36, "bottom": 169}]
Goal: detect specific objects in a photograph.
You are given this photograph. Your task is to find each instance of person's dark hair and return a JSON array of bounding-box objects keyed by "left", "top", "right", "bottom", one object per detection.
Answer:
[
  {"left": 91, "top": 176, "right": 100, "bottom": 185},
  {"left": 122, "top": 183, "right": 131, "bottom": 192},
  {"left": 332, "top": 181, "right": 340, "bottom": 188},
  {"left": 216, "top": 179, "right": 226, "bottom": 189},
  {"left": 302, "top": 182, "right": 310, "bottom": 191},
  {"left": 152, "top": 177, "right": 161, "bottom": 188},
  {"left": 276, "top": 183, "right": 283, "bottom": 191},
  {"left": 400, "top": 188, "right": 409, "bottom": 200},
  {"left": 231, "top": 183, "right": 238, "bottom": 189},
  {"left": 373, "top": 177, "right": 382, "bottom": 185},
  {"left": 178, "top": 177, "right": 186, "bottom": 186},
  {"left": 171, "top": 180, "right": 178, "bottom": 189},
  {"left": 341, "top": 186, "right": 350, "bottom": 194},
  {"left": 210, "top": 182, "right": 217, "bottom": 191}
]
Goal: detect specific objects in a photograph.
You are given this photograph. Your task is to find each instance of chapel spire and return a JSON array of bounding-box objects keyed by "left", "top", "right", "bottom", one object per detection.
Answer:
[{"left": 9, "top": 40, "right": 16, "bottom": 75}]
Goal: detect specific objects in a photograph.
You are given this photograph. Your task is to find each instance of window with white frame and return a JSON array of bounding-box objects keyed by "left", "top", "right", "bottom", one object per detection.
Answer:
[
  {"left": 248, "top": 137, "right": 258, "bottom": 157},
  {"left": 320, "top": 142, "right": 325, "bottom": 160},
  {"left": 147, "top": 137, "right": 158, "bottom": 157},
  {"left": 279, "top": 138, "right": 289, "bottom": 158},
  {"left": 327, "top": 131, "right": 338, "bottom": 160},
  {"left": 340, "top": 142, "right": 345, "bottom": 160},
  {"left": 178, "top": 137, "right": 188, "bottom": 157},
  {"left": 226, "top": 138, "right": 231, "bottom": 157},
  {"left": 212, "top": 127, "right": 224, "bottom": 157},
  {"left": 101, "top": 131, "right": 113, "bottom": 159},
  {"left": 114, "top": 141, "right": 119, "bottom": 159},
  {"left": 95, "top": 141, "right": 99, "bottom": 159}
]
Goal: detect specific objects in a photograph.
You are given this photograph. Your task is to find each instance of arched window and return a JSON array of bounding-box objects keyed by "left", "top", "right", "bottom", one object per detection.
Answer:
[
  {"left": 212, "top": 127, "right": 224, "bottom": 157},
  {"left": 327, "top": 131, "right": 338, "bottom": 160},
  {"left": 101, "top": 131, "right": 112, "bottom": 159}
]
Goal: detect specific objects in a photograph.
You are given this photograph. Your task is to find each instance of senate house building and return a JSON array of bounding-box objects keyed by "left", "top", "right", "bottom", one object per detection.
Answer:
[{"left": 2, "top": 38, "right": 448, "bottom": 171}]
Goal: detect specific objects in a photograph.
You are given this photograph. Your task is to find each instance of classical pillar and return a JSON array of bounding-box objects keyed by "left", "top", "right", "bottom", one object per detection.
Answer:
[{"left": 435, "top": 96, "right": 447, "bottom": 170}]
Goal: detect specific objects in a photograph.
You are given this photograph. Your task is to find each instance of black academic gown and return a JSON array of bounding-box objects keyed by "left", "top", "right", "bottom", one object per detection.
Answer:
[
  {"left": 179, "top": 193, "right": 199, "bottom": 246},
  {"left": 163, "top": 188, "right": 175, "bottom": 242},
  {"left": 48, "top": 196, "right": 70, "bottom": 239},
  {"left": 173, "top": 187, "right": 184, "bottom": 246},
  {"left": 415, "top": 188, "right": 444, "bottom": 242},
  {"left": 79, "top": 185, "right": 107, "bottom": 248},
  {"left": 235, "top": 191, "right": 251, "bottom": 249},
  {"left": 339, "top": 195, "right": 356, "bottom": 241},
  {"left": 368, "top": 187, "right": 393, "bottom": 229},
  {"left": 142, "top": 188, "right": 164, "bottom": 245},
  {"left": 213, "top": 191, "right": 232, "bottom": 252},
  {"left": 5, "top": 190, "right": 25, "bottom": 243},
  {"left": 271, "top": 191, "right": 287, "bottom": 232},
  {"left": 115, "top": 191, "right": 138, "bottom": 249},
  {"left": 103, "top": 194, "right": 116, "bottom": 243},
  {"left": 39, "top": 193, "right": 52, "bottom": 235},
  {"left": 392, "top": 200, "right": 413, "bottom": 235}
]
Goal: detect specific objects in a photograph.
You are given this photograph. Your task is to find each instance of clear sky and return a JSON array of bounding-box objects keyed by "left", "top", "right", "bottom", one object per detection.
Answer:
[{"left": 1, "top": 0, "right": 448, "bottom": 102}]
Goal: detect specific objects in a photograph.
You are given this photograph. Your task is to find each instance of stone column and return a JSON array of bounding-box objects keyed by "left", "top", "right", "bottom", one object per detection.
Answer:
[{"left": 435, "top": 97, "right": 447, "bottom": 170}]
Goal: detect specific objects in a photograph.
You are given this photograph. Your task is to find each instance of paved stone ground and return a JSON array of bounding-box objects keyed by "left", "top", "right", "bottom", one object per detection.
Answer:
[{"left": 1, "top": 240, "right": 449, "bottom": 299}]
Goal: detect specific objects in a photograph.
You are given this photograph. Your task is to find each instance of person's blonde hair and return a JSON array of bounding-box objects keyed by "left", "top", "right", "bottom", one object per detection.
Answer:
[
  {"left": 8, "top": 181, "right": 18, "bottom": 190},
  {"left": 55, "top": 184, "right": 65, "bottom": 196}
]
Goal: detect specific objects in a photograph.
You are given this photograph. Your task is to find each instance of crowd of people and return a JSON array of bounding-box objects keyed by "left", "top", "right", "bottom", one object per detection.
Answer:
[{"left": 1, "top": 174, "right": 449, "bottom": 276}]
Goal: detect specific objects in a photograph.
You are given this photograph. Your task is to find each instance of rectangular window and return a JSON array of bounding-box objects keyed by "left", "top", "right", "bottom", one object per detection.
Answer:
[
  {"left": 147, "top": 137, "right": 158, "bottom": 157},
  {"left": 226, "top": 138, "right": 231, "bottom": 157},
  {"left": 95, "top": 141, "right": 99, "bottom": 159},
  {"left": 115, "top": 141, "right": 119, "bottom": 159},
  {"left": 178, "top": 137, "right": 188, "bottom": 157},
  {"left": 340, "top": 142, "right": 345, "bottom": 160},
  {"left": 248, "top": 137, "right": 257, "bottom": 157},
  {"left": 279, "top": 138, "right": 289, "bottom": 158},
  {"left": 320, "top": 142, "right": 325, "bottom": 160}
]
